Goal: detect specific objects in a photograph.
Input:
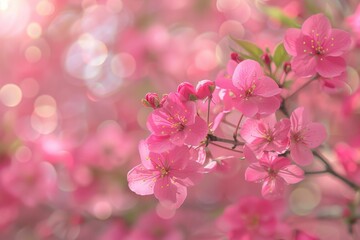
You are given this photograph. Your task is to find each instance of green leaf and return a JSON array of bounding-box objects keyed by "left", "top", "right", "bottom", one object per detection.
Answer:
[
  {"left": 230, "top": 37, "right": 264, "bottom": 61},
  {"left": 263, "top": 6, "right": 300, "bottom": 28},
  {"left": 273, "top": 43, "right": 290, "bottom": 68}
]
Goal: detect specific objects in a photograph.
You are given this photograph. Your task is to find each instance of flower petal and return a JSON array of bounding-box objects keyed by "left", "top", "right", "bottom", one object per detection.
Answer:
[
  {"left": 290, "top": 142, "right": 314, "bottom": 166},
  {"left": 301, "top": 14, "right": 331, "bottom": 39},
  {"left": 127, "top": 165, "right": 157, "bottom": 195},
  {"left": 326, "top": 29, "right": 351, "bottom": 56},
  {"left": 254, "top": 76, "right": 282, "bottom": 97},
  {"left": 245, "top": 163, "right": 267, "bottom": 182},
  {"left": 184, "top": 116, "right": 208, "bottom": 146},
  {"left": 154, "top": 178, "right": 187, "bottom": 209},
  {"left": 303, "top": 123, "right": 327, "bottom": 148},
  {"left": 284, "top": 28, "right": 302, "bottom": 56},
  {"left": 292, "top": 54, "right": 317, "bottom": 77},
  {"left": 316, "top": 56, "right": 346, "bottom": 78},
  {"left": 278, "top": 165, "right": 304, "bottom": 184},
  {"left": 232, "top": 60, "right": 263, "bottom": 90},
  {"left": 261, "top": 177, "right": 286, "bottom": 199}
]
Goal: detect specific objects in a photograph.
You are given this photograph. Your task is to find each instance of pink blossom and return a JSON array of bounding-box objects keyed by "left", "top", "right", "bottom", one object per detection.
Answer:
[
  {"left": 218, "top": 196, "right": 279, "bottom": 239},
  {"left": 318, "top": 71, "right": 348, "bottom": 92},
  {"left": 284, "top": 14, "right": 351, "bottom": 78},
  {"left": 245, "top": 153, "right": 304, "bottom": 199},
  {"left": 177, "top": 82, "right": 197, "bottom": 101},
  {"left": 240, "top": 114, "right": 290, "bottom": 156},
  {"left": 142, "top": 92, "right": 161, "bottom": 109},
  {"left": 146, "top": 92, "right": 208, "bottom": 152},
  {"left": 195, "top": 80, "right": 215, "bottom": 99},
  {"left": 217, "top": 59, "right": 282, "bottom": 117},
  {"left": 127, "top": 142, "right": 202, "bottom": 209},
  {"left": 289, "top": 107, "right": 327, "bottom": 166}
]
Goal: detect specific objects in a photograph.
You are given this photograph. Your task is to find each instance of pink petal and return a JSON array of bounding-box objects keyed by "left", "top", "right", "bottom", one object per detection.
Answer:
[
  {"left": 290, "top": 107, "right": 310, "bottom": 131},
  {"left": 240, "top": 118, "right": 263, "bottom": 143},
  {"left": 254, "top": 76, "right": 282, "bottom": 97},
  {"left": 290, "top": 142, "right": 314, "bottom": 166},
  {"left": 232, "top": 60, "right": 263, "bottom": 89},
  {"left": 301, "top": 14, "right": 331, "bottom": 39},
  {"left": 245, "top": 163, "right": 267, "bottom": 182},
  {"left": 146, "top": 135, "right": 174, "bottom": 153},
  {"left": 139, "top": 140, "right": 152, "bottom": 169},
  {"left": 261, "top": 177, "right": 286, "bottom": 199},
  {"left": 169, "top": 131, "right": 186, "bottom": 146},
  {"left": 146, "top": 109, "right": 174, "bottom": 135},
  {"left": 243, "top": 145, "right": 258, "bottom": 162},
  {"left": 235, "top": 98, "right": 258, "bottom": 117},
  {"left": 257, "top": 96, "right": 281, "bottom": 115},
  {"left": 326, "top": 29, "right": 351, "bottom": 56},
  {"left": 216, "top": 75, "right": 238, "bottom": 91},
  {"left": 154, "top": 178, "right": 187, "bottom": 209},
  {"left": 278, "top": 165, "right": 304, "bottom": 184},
  {"left": 303, "top": 123, "right": 327, "bottom": 148},
  {"left": 284, "top": 28, "right": 302, "bottom": 56},
  {"left": 292, "top": 54, "right": 317, "bottom": 77},
  {"left": 184, "top": 116, "right": 208, "bottom": 146},
  {"left": 270, "top": 156, "right": 291, "bottom": 171},
  {"left": 172, "top": 160, "right": 203, "bottom": 186},
  {"left": 166, "top": 146, "right": 190, "bottom": 170},
  {"left": 316, "top": 56, "right": 346, "bottom": 78},
  {"left": 127, "top": 164, "right": 157, "bottom": 195}
]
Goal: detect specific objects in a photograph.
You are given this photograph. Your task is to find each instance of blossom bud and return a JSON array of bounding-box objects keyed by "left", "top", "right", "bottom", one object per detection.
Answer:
[
  {"left": 261, "top": 53, "right": 271, "bottom": 66},
  {"left": 142, "top": 92, "right": 161, "bottom": 109},
  {"left": 177, "top": 82, "right": 197, "bottom": 101},
  {"left": 283, "top": 62, "right": 291, "bottom": 74},
  {"left": 230, "top": 52, "right": 242, "bottom": 63},
  {"left": 196, "top": 80, "right": 215, "bottom": 99}
]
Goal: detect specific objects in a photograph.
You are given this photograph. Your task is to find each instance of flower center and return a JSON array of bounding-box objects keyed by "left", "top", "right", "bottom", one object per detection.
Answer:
[
  {"left": 292, "top": 131, "right": 304, "bottom": 143},
  {"left": 160, "top": 167, "right": 169, "bottom": 177},
  {"left": 244, "top": 84, "right": 256, "bottom": 99}
]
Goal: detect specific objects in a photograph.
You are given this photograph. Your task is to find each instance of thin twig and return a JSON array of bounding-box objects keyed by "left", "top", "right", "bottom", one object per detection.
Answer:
[{"left": 209, "top": 142, "right": 243, "bottom": 153}]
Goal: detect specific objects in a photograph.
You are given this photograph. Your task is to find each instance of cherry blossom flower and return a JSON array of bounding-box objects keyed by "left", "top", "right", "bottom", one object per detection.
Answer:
[
  {"left": 127, "top": 142, "right": 202, "bottom": 209},
  {"left": 146, "top": 92, "right": 208, "bottom": 152},
  {"left": 240, "top": 114, "right": 290, "bottom": 156},
  {"left": 245, "top": 153, "right": 304, "bottom": 199},
  {"left": 218, "top": 196, "right": 279, "bottom": 239},
  {"left": 284, "top": 14, "right": 351, "bottom": 78},
  {"left": 289, "top": 107, "right": 327, "bottom": 166},
  {"left": 217, "top": 59, "right": 282, "bottom": 117}
]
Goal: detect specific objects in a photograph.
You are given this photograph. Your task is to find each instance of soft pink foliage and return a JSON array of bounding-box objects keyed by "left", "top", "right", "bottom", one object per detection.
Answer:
[
  {"left": 245, "top": 153, "right": 304, "bottom": 199},
  {"left": 284, "top": 14, "right": 351, "bottom": 78}
]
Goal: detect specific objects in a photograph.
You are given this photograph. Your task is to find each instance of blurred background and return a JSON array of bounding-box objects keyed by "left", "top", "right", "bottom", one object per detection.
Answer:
[{"left": 1, "top": 0, "right": 360, "bottom": 239}]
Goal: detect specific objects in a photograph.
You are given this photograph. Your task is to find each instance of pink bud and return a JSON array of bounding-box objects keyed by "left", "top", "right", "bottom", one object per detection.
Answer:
[
  {"left": 261, "top": 53, "right": 271, "bottom": 66},
  {"left": 283, "top": 62, "right": 291, "bottom": 74},
  {"left": 196, "top": 80, "right": 215, "bottom": 99},
  {"left": 177, "top": 82, "right": 197, "bottom": 101},
  {"left": 230, "top": 52, "right": 242, "bottom": 63},
  {"left": 142, "top": 92, "right": 160, "bottom": 109}
]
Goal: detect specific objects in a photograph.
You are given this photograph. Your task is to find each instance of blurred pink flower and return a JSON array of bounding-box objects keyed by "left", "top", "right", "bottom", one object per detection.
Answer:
[
  {"left": 217, "top": 60, "right": 282, "bottom": 117},
  {"left": 218, "top": 196, "right": 279, "bottom": 239},
  {"left": 245, "top": 153, "right": 304, "bottom": 199},
  {"left": 284, "top": 14, "right": 351, "bottom": 78},
  {"left": 127, "top": 142, "right": 202, "bottom": 209},
  {"left": 240, "top": 114, "right": 290, "bottom": 156},
  {"left": 146, "top": 92, "right": 208, "bottom": 152},
  {"left": 289, "top": 107, "right": 327, "bottom": 166}
]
